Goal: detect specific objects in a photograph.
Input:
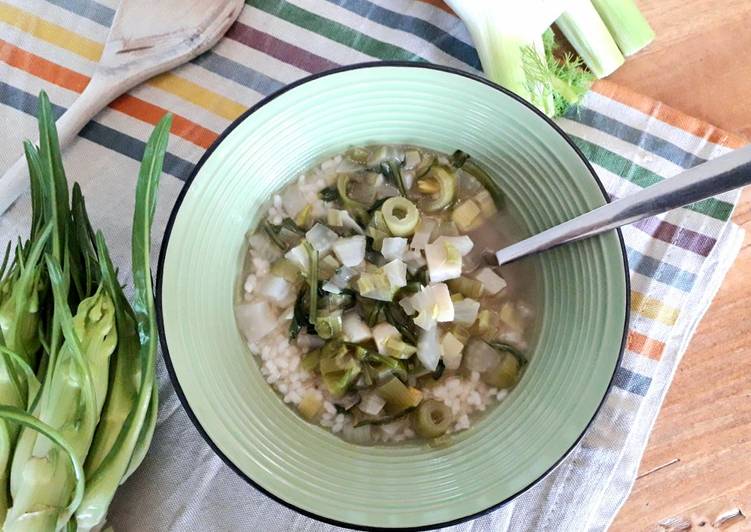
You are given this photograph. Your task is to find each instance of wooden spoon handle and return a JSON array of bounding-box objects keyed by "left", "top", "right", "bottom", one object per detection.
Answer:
[{"left": 0, "top": 77, "right": 126, "bottom": 214}]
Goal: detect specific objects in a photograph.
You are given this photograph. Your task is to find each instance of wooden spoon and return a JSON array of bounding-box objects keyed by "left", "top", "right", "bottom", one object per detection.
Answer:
[{"left": 0, "top": 0, "right": 244, "bottom": 214}]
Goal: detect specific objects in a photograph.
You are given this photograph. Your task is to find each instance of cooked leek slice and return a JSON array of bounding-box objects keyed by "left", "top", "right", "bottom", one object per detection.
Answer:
[{"left": 382, "top": 197, "right": 419, "bottom": 237}]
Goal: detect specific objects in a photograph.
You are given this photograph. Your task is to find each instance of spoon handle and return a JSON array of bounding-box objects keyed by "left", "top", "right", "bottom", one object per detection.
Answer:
[
  {"left": 496, "top": 144, "right": 751, "bottom": 265},
  {"left": 0, "top": 79, "right": 114, "bottom": 216}
]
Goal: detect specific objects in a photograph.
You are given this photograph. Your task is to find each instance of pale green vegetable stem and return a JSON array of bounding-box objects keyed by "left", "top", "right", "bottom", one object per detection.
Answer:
[
  {"left": 591, "top": 0, "right": 655, "bottom": 56},
  {"left": 75, "top": 114, "right": 172, "bottom": 531},
  {"left": 555, "top": 0, "right": 625, "bottom": 78},
  {"left": 0, "top": 406, "right": 84, "bottom": 531},
  {"left": 5, "top": 257, "right": 115, "bottom": 531}
]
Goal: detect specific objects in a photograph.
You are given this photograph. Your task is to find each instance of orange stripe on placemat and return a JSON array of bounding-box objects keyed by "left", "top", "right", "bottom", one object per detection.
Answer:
[
  {"left": 109, "top": 95, "right": 217, "bottom": 149},
  {"left": 0, "top": 39, "right": 217, "bottom": 149},
  {"left": 593, "top": 79, "right": 747, "bottom": 150},
  {"left": 417, "top": 0, "right": 453, "bottom": 14},
  {"left": 627, "top": 330, "right": 665, "bottom": 360},
  {"left": 0, "top": 38, "right": 89, "bottom": 92}
]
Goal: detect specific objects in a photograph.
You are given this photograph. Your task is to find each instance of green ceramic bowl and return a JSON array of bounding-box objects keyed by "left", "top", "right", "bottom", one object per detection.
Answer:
[{"left": 158, "top": 63, "right": 629, "bottom": 529}]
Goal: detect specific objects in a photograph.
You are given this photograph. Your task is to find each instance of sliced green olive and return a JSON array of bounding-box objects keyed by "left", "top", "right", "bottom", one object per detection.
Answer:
[
  {"left": 413, "top": 399, "right": 452, "bottom": 438},
  {"left": 482, "top": 352, "right": 520, "bottom": 389}
]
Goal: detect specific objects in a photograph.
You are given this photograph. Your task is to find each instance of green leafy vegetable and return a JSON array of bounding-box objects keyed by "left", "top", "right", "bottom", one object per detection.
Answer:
[
  {"left": 303, "top": 241, "right": 319, "bottom": 326},
  {"left": 319, "top": 185, "right": 339, "bottom": 202},
  {"left": 522, "top": 29, "right": 595, "bottom": 117},
  {"left": 379, "top": 160, "right": 408, "bottom": 197},
  {"left": 383, "top": 303, "right": 418, "bottom": 345}
]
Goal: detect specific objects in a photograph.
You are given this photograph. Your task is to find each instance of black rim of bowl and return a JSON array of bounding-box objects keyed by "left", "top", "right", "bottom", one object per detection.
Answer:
[{"left": 156, "top": 61, "right": 631, "bottom": 531}]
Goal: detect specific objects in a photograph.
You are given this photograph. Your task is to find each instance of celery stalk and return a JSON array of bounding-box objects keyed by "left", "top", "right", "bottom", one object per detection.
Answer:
[
  {"left": 591, "top": 0, "right": 655, "bottom": 56},
  {"left": 556, "top": 0, "right": 625, "bottom": 78}
]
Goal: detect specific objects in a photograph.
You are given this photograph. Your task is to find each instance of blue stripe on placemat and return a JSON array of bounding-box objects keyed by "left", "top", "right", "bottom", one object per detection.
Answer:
[
  {"left": 626, "top": 246, "right": 697, "bottom": 292},
  {"left": 613, "top": 366, "right": 652, "bottom": 396},
  {"left": 326, "top": 0, "right": 481, "bottom": 69},
  {"left": 568, "top": 105, "right": 708, "bottom": 169},
  {"left": 44, "top": 0, "right": 114, "bottom": 26},
  {"left": 0, "top": 82, "right": 195, "bottom": 180},
  {"left": 192, "top": 52, "right": 285, "bottom": 96}
]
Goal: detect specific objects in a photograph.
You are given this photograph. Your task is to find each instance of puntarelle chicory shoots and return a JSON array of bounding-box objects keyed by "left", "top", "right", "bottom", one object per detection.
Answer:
[
  {"left": 0, "top": 91, "right": 169, "bottom": 530},
  {"left": 237, "top": 145, "right": 535, "bottom": 444}
]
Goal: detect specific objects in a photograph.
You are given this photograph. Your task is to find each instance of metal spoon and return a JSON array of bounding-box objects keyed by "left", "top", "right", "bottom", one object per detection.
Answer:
[{"left": 495, "top": 144, "right": 751, "bottom": 265}]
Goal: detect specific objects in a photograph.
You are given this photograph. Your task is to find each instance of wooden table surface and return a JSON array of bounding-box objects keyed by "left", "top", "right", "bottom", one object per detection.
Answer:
[{"left": 605, "top": 1, "right": 751, "bottom": 530}]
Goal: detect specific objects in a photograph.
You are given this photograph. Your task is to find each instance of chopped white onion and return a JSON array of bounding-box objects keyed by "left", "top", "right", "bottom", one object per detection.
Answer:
[
  {"left": 327, "top": 209, "right": 364, "bottom": 234},
  {"left": 248, "top": 232, "right": 282, "bottom": 261},
  {"left": 367, "top": 145, "right": 401, "bottom": 166},
  {"left": 236, "top": 301, "right": 277, "bottom": 342},
  {"left": 425, "top": 241, "right": 462, "bottom": 283},
  {"left": 359, "top": 392, "right": 386, "bottom": 416},
  {"left": 399, "top": 295, "right": 416, "bottom": 316},
  {"left": 465, "top": 339, "right": 499, "bottom": 372},
  {"left": 257, "top": 275, "right": 292, "bottom": 303},
  {"left": 404, "top": 249, "right": 426, "bottom": 274},
  {"left": 382, "top": 259, "right": 407, "bottom": 288},
  {"left": 284, "top": 243, "right": 309, "bottom": 274},
  {"left": 372, "top": 323, "right": 400, "bottom": 354},
  {"left": 305, "top": 223, "right": 339, "bottom": 254},
  {"left": 434, "top": 235, "right": 474, "bottom": 256},
  {"left": 322, "top": 282, "right": 341, "bottom": 294},
  {"left": 323, "top": 268, "right": 350, "bottom": 292},
  {"left": 441, "top": 332, "right": 464, "bottom": 370},
  {"left": 410, "top": 283, "right": 454, "bottom": 330},
  {"left": 453, "top": 298, "right": 480, "bottom": 326},
  {"left": 375, "top": 184, "right": 400, "bottom": 200},
  {"left": 381, "top": 237, "right": 408, "bottom": 261},
  {"left": 410, "top": 218, "right": 437, "bottom": 251},
  {"left": 404, "top": 150, "right": 421, "bottom": 169},
  {"left": 342, "top": 311, "right": 372, "bottom": 343},
  {"left": 332, "top": 236, "right": 366, "bottom": 267},
  {"left": 402, "top": 171, "right": 415, "bottom": 191},
  {"left": 475, "top": 267, "right": 507, "bottom": 295},
  {"left": 417, "top": 325, "right": 441, "bottom": 371}
]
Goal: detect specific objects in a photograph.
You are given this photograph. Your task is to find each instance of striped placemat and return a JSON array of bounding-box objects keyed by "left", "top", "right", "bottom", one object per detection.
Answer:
[{"left": 0, "top": 0, "right": 746, "bottom": 530}]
